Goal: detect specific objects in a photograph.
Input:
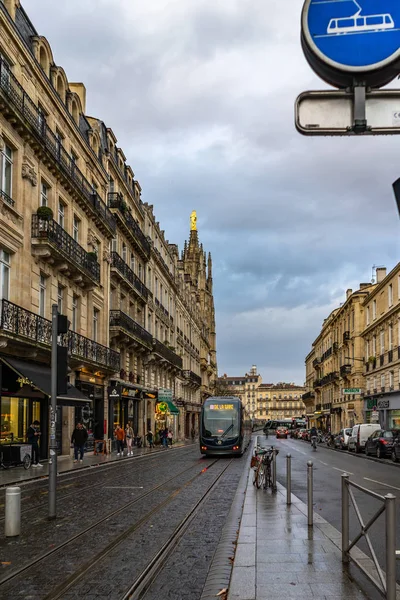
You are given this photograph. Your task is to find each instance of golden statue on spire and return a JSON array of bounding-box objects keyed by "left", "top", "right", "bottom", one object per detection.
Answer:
[{"left": 190, "top": 210, "right": 197, "bottom": 231}]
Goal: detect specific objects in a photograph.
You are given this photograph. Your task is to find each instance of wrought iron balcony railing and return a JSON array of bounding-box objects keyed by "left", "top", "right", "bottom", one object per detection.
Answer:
[
  {"left": 32, "top": 215, "right": 100, "bottom": 284},
  {"left": 109, "top": 310, "right": 153, "bottom": 347},
  {"left": 183, "top": 370, "right": 202, "bottom": 387},
  {"left": 153, "top": 338, "right": 183, "bottom": 370},
  {"left": 0, "top": 58, "right": 115, "bottom": 234},
  {"left": 0, "top": 299, "right": 120, "bottom": 371},
  {"left": 0, "top": 189, "right": 14, "bottom": 207},
  {"left": 107, "top": 193, "right": 150, "bottom": 258},
  {"left": 302, "top": 391, "right": 315, "bottom": 401},
  {"left": 110, "top": 252, "right": 148, "bottom": 300}
]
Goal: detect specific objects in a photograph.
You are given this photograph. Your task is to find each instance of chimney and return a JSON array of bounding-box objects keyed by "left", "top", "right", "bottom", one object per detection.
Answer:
[
  {"left": 346, "top": 289, "right": 353, "bottom": 299},
  {"left": 376, "top": 267, "right": 387, "bottom": 283},
  {"left": 69, "top": 83, "right": 87, "bottom": 114}
]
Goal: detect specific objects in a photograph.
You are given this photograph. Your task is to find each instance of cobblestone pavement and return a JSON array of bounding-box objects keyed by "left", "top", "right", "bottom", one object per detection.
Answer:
[
  {"left": 142, "top": 457, "right": 244, "bottom": 600},
  {"left": 0, "top": 447, "right": 246, "bottom": 599}
]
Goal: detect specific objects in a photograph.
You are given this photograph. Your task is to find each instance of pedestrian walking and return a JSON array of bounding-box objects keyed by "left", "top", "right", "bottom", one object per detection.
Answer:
[
  {"left": 27, "top": 420, "right": 43, "bottom": 468},
  {"left": 115, "top": 424, "right": 125, "bottom": 456},
  {"left": 71, "top": 422, "right": 88, "bottom": 463},
  {"left": 125, "top": 422, "right": 134, "bottom": 456},
  {"left": 162, "top": 426, "right": 169, "bottom": 449},
  {"left": 167, "top": 429, "right": 173, "bottom": 447},
  {"left": 146, "top": 430, "right": 154, "bottom": 448}
]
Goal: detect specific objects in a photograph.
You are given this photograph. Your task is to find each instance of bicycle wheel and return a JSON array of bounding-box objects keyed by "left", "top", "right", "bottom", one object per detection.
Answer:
[{"left": 256, "top": 463, "right": 265, "bottom": 489}]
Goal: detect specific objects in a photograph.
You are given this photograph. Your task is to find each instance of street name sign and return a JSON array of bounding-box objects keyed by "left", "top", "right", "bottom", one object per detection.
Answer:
[
  {"left": 298, "top": 0, "right": 400, "bottom": 136},
  {"left": 301, "top": 0, "right": 400, "bottom": 88},
  {"left": 296, "top": 89, "right": 400, "bottom": 135},
  {"left": 343, "top": 387, "right": 362, "bottom": 394}
]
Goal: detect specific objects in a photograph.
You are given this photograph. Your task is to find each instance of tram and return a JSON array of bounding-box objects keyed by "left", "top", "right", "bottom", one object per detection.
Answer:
[{"left": 200, "top": 396, "right": 252, "bottom": 456}]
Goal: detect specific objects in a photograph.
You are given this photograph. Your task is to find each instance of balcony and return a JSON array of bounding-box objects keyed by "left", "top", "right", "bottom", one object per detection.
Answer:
[
  {"left": 153, "top": 247, "right": 173, "bottom": 281},
  {"left": 0, "top": 60, "right": 115, "bottom": 236},
  {"left": 107, "top": 193, "right": 150, "bottom": 260},
  {"left": 302, "top": 391, "right": 315, "bottom": 401},
  {"left": 313, "top": 379, "right": 321, "bottom": 389},
  {"left": 31, "top": 215, "right": 100, "bottom": 287},
  {"left": 153, "top": 339, "right": 183, "bottom": 370},
  {"left": 340, "top": 364, "right": 352, "bottom": 377},
  {"left": 109, "top": 310, "right": 153, "bottom": 349},
  {"left": 183, "top": 370, "right": 202, "bottom": 387},
  {"left": 0, "top": 189, "right": 14, "bottom": 207},
  {"left": 0, "top": 299, "right": 120, "bottom": 372},
  {"left": 312, "top": 357, "right": 321, "bottom": 368},
  {"left": 343, "top": 331, "right": 350, "bottom": 343},
  {"left": 110, "top": 252, "right": 148, "bottom": 302}
]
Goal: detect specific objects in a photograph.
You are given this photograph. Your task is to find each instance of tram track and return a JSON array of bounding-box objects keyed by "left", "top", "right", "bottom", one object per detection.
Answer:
[
  {"left": 0, "top": 454, "right": 214, "bottom": 592},
  {"left": 122, "top": 459, "right": 234, "bottom": 600},
  {"left": 41, "top": 459, "right": 234, "bottom": 600},
  {"left": 0, "top": 445, "right": 194, "bottom": 521}
]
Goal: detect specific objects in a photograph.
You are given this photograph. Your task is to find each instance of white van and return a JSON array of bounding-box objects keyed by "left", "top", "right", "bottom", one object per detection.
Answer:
[{"left": 348, "top": 424, "right": 381, "bottom": 453}]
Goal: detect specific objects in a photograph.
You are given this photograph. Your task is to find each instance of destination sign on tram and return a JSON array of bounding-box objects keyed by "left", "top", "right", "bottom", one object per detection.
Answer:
[{"left": 209, "top": 404, "right": 234, "bottom": 411}]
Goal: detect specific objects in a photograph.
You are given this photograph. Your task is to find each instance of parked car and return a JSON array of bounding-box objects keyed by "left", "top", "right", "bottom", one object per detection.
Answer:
[
  {"left": 296, "top": 428, "right": 307, "bottom": 439},
  {"left": 348, "top": 424, "right": 381, "bottom": 453},
  {"left": 276, "top": 427, "right": 288, "bottom": 439},
  {"left": 365, "top": 430, "right": 400, "bottom": 459},
  {"left": 391, "top": 434, "right": 400, "bottom": 463},
  {"left": 334, "top": 428, "right": 353, "bottom": 450}
]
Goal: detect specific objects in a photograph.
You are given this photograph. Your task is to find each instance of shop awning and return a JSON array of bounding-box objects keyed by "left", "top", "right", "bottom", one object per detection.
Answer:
[
  {"left": 157, "top": 399, "right": 180, "bottom": 415},
  {"left": 1, "top": 357, "right": 91, "bottom": 406}
]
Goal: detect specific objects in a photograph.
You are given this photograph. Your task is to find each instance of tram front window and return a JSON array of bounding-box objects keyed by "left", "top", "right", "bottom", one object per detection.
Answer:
[{"left": 202, "top": 403, "right": 239, "bottom": 438}]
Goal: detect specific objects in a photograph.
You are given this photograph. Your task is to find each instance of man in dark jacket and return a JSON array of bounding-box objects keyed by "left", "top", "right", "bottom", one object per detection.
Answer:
[
  {"left": 27, "top": 420, "right": 43, "bottom": 467},
  {"left": 71, "top": 422, "right": 88, "bottom": 463}
]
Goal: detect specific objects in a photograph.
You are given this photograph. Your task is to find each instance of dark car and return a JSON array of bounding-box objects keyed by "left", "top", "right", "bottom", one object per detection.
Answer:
[
  {"left": 391, "top": 434, "right": 400, "bottom": 463},
  {"left": 276, "top": 427, "right": 288, "bottom": 439},
  {"left": 365, "top": 430, "right": 399, "bottom": 459}
]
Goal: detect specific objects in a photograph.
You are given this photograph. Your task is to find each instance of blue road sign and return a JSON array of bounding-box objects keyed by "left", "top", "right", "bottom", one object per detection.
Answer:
[{"left": 302, "top": 0, "right": 400, "bottom": 86}]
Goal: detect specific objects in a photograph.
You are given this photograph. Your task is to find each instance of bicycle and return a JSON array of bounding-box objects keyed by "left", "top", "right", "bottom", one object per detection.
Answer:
[{"left": 252, "top": 446, "right": 277, "bottom": 489}]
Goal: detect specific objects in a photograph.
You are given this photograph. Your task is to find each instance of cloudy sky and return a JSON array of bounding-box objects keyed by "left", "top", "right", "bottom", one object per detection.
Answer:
[{"left": 24, "top": 0, "right": 400, "bottom": 385}]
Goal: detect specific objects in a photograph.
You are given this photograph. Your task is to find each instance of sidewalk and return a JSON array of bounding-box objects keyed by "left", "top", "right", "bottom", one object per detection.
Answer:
[
  {"left": 227, "top": 467, "right": 381, "bottom": 599},
  {"left": 0, "top": 440, "right": 192, "bottom": 488}
]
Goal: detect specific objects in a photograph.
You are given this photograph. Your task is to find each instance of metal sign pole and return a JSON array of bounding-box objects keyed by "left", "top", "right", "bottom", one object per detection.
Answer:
[{"left": 48, "top": 304, "right": 58, "bottom": 520}]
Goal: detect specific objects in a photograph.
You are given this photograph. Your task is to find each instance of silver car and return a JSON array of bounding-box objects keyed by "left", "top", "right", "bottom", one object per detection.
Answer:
[{"left": 334, "top": 428, "right": 352, "bottom": 450}]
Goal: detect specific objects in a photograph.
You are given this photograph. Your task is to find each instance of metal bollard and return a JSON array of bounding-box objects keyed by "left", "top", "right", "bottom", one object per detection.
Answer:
[
  {"left": 385, "top": 493, "right": 396, "bottom": 600},
  {"left": 286, "top": 454, "right": 291, "bottom": 505},
  {"left": 272, "top": 448, "right": 277, "bottom": 492},
  {"left": 307, "top": 461, "right": 313, "bottom": 527},
  {"left": 341, "top": 473, "right": 350, "bottom": 564},
  {"left": 5, "top": 486, "right": 21, "bottom": 537}
]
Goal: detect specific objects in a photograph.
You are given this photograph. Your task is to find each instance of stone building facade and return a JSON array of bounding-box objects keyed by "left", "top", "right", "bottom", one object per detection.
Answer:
[
  {"left": 216, "top": 368, "right": 305, "bottom": 421},
  {"left": 0, "top": 0, "right": 217, "bottom": 456},
  {"left": 304, "top": 279, "right": 378, "bottom": 431},
  {"left": 258, "top": 383, "right": 305, "bottom": 421},
  {"left": 217, "top": 366, "right": 262, "bottom": 417},
  {"left": 362, "top": 266, "right": 400, "bottom": 430}
]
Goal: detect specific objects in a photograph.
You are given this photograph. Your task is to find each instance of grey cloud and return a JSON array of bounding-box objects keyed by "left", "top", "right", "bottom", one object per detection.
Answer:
[{"left": 22, "top": 0, "right": 400, "bottom": 381}]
